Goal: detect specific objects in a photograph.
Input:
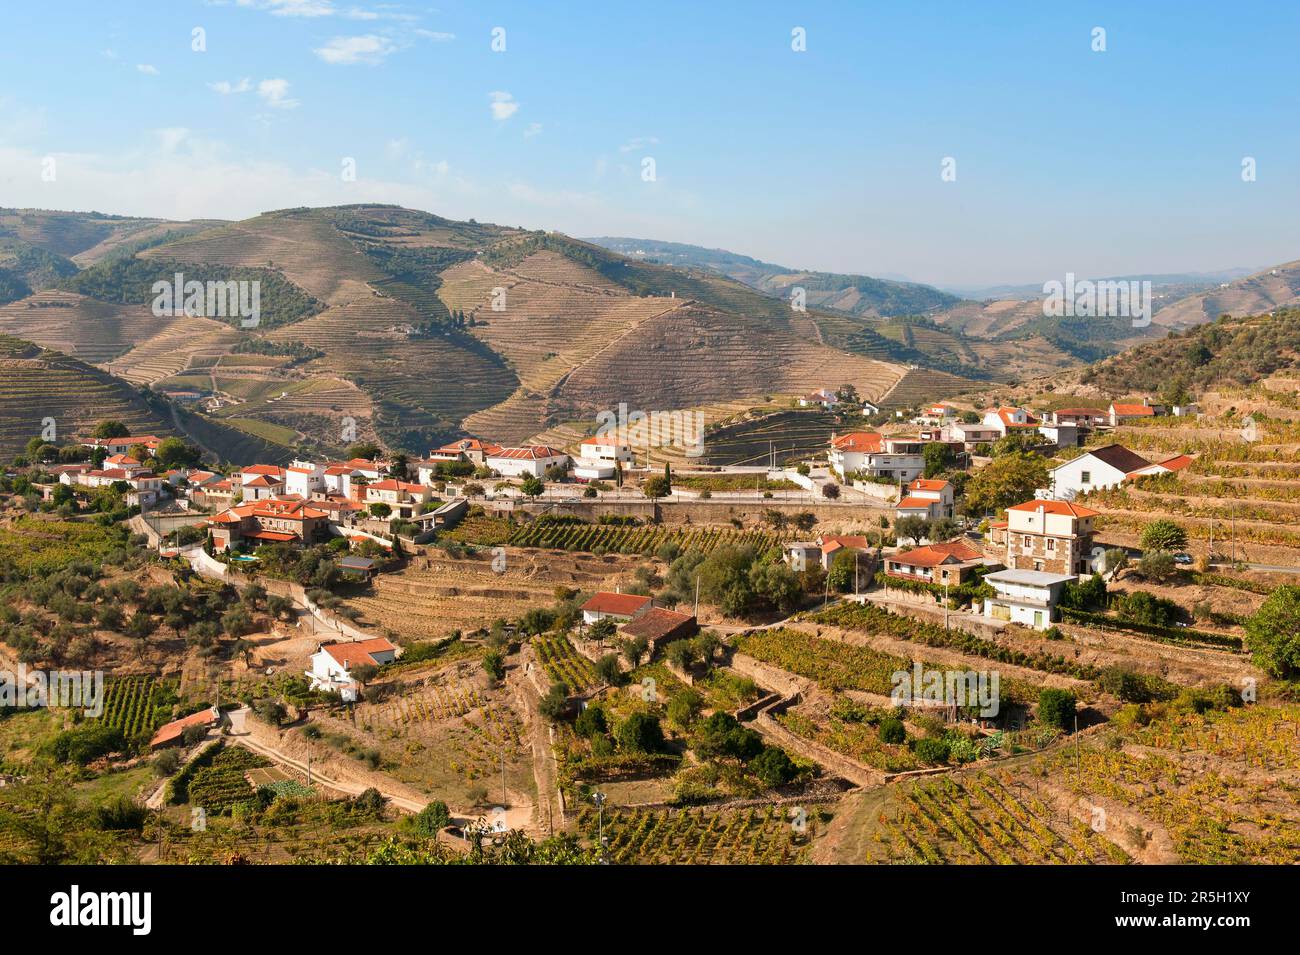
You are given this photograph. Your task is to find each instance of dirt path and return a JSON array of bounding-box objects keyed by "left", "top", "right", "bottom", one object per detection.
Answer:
[{"left": 509, "top": 655, "right": 565, "bottom": 835}]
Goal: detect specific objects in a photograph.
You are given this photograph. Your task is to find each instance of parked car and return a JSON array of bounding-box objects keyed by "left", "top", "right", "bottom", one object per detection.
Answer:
[{"left": 1173, "top": 552, "right": 1194, "bottom": 565}]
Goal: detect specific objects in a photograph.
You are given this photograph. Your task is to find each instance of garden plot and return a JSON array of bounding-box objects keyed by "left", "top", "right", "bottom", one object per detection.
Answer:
[{"left": 311, "top": 662, "right": 535, "bottom": 809}]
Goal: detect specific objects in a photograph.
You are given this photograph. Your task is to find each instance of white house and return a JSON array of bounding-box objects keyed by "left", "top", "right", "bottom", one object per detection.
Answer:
[
  {"left": 322, "top": 464, "right": 363, "bottom": 497},
  {"left": 239, "top": 465, "right": 285, "bottom": 501},
  {"left": 800, "top": 388, "right": 838, "bottom": 409},
  {"left": 486, "top": 446, "right": 570, "bottom": 478},
  {"left": 897, "top": 477, "right": 954, "bottom": 520},
  {"left": 1037, "top": 423, "right": 1079, "bottom": 449},
  {"left": 579, "top": 434, "right": 634, "bottom": 464},
  {"left": 982, "top": 569, "right": 1075, "bottom": 630},
  {"left": 364, "top": 479, "right": 433, "bottom": 518},
  {"left": 829, "top": 432, "right": 925, "bottom": 482},
  {"left": 580, "top": 592, "right": 652, "bottom": 625},
  {"left": 782, "top": 541, "right": 823, "bottom": 572},
  {"left": 947, "top": 421, "right": 1002, "bottom": 449},
  {"left": 1047, "top": 444, "right": 1152, "bottom": 499},
  {"left": 306, "top": 637, "right": 400, "bottom": 701},
  {"left": 981, "top": 407, "right": 1040, "bottom": 439},
  {"left": 284, "top": 461, "right": 325, "bottom": 498},
  {"left": 1109, "top": 400, "right": 1161, "bottom": 427}
]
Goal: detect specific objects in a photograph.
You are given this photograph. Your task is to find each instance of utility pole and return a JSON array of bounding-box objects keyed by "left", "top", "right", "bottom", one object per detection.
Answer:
[
  {"left": 943, "top": 580, "right": 950, "bottom": 630},
  {"left": 693, "top": 574, "right": 700, "bottom": 618},
  {"left": 592, "top": 790, "right": 607, "bottom": 864},
  {"left": 501, "top": 746, "right": 507, "bottom": 808}
]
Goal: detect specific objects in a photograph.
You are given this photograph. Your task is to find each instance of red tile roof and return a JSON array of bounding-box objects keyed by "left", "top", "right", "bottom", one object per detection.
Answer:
[
  {"left": 321, "top": 637, "right": 398, "bottom": 668},
  {"left": 820, "top": 534, "right": 868, "bottom": 552},
  {"left": 909, "top": 478, "right": 949, "bottom": 491},
  {"left": 1111, "top": 403, "right": 1155, "bottom": 416},
  {"left": 897, "top": 496, "right": 934, "bottom": 509},
  {"left": 831, "top": 431, "right": 883, "bottom": 453},
  {"left": 149, "top": 706, "right": 219, "bottom": 747},
  {"left": 888, "top": 540, "right": 982, "bottom": 568},
  {"left": 489, "top": 446, "right": 567, "bottom": 460},
  {"left": 1006, "top": 499, "right": 1100, "bottom": 518},
  {"left": 433, "top": 438, "right": 500, "bottom": 454},
  {"left": 243, "top": 474, "right": 284, "bottom": 488},
  {"left": 619, "top": 608, "right": 697, "bottom": 643},
  {"left": 581, "top": 592, "right": 652, "bottom": 616},
  {"left": 1158, "top": 454, "right": 1193, "bottom": 471},
  {"left": 244, "top": 530, "right": 298, "bottom": 542},
  {"left": 242, "top": 464, "right": 285, "bottom": 477}
]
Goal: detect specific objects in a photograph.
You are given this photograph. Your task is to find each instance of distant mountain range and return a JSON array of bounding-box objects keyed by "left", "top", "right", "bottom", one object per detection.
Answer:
[
  {"left": 938, "top": 269, "right": 1260, "bottom": 302},
  {"left": 2, "top": 205, "right": 1296, "bottom": 463},
  {"left": 584, "top": 237, "right": 962, "bottom": 318}
]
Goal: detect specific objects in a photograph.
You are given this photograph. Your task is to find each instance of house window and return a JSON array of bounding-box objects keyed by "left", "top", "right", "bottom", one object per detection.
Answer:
[
  {"left": 1046, "top": 538, "right": 1056, "bottom": 551},
  {"left": 1023, "top": 536, "right": 1032, "bottom": 547},
  {"left": 1081, "top": 471, "right": 1091, "bottom": 484}
]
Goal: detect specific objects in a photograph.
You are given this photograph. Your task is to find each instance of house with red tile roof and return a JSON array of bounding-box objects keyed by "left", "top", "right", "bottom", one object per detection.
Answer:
[
  {"left": 829, "top": 431, "right": 925, "bottom": 482},
  {"left": 884, "top": 539, "right": 986, "bottom": 585},
  {"left": 1127, "top": 453, "right": 1194, "bottom": 480},
  {"left": 799, "top": 387, "right": 839, "bottom": 409},
  {"left": 1048, "top": 444, "right": 1152, "bottom": 498},
  {"left": 619, "top": 608, "right": 698, "bottom": 655},
  {"left": 84, "top": 434, "right": 165, "bottom": 456},
  {"left": 364, "top": 478, "right": 433, "bottom": 518},
  {"left": 1001, "top": 499, "right": 1098, "bottom": 575},
  {"left": 307, "top": 637, "right": 399, "bottom": 700},
  {"left": 581, "top": 591, "right": 653, "bottom": 625},
  {"left": 1109, "top": 399, "right": 1164, "bottom": 427},
  {"left": 486, "top": 445, "right": 570, "bottom": 478},
  {"left": 981, "top": 406, "right": 1040, "bottom": 438},
  {"left": 149, "top": 706, "right": 221, "bottom": 749},
  {"left": 896, "top": 477, "right": 954, "bottom": 520},
  {"left": 426, "top": 438, "right": 501, "bottom": 467},
  {"left": 206, "top": 497, "right": 332, "bottom": 552}
]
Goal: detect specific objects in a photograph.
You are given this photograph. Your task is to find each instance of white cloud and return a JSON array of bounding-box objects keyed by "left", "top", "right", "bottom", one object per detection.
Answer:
[
  {"left": 414, "top": 28, "right": 454, "bottom": 41},
  {"left": 313, "top": 34, "right": 397, "bottom": 65},
  {"left": 619, "top": 136, "right": 658, "bottom": 153},
  {"left": 209, "top": 78, "right": 254, "bottom": 95},
  {"left": 523, "top": 122, "right": 543, "bottom": 139},
  {"left": 136, "top": 64, "right": 159, "bottom": 75},
  {"left": 257, "top": 78, "right": 300, "bottom": 109},
  {"left": 489, "top": 91, "right": 518, "bottom": 121},
  {"left": 235, "top": 0, "right": 337, "bottom": 17}
]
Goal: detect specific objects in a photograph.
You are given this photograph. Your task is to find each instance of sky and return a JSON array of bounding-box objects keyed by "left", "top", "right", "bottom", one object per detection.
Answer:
[{"left": 1, "top": 0, "right": 1298, "bottom": 287}]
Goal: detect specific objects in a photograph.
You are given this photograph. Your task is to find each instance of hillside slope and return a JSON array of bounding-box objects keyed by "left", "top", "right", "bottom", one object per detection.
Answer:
[
  {"left": 0, "top": 205, "right": 991, "bottom": 457},
  {"left": 1147, "top": 259, "right": 1300, "bottom": 329}
]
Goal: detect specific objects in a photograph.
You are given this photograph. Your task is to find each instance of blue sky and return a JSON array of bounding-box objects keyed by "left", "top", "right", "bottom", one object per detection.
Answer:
[{"left": 1, "top": 0, "right": 1298, "bottom": 286}]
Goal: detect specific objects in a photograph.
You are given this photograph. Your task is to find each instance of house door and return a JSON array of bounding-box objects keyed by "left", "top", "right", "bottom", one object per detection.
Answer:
[{"left": 1033, "top": 611, "right": 1043, "bottom": 628}]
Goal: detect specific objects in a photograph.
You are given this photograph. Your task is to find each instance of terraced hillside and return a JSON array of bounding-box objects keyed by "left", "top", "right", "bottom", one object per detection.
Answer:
[
  {"left": 0, "top": 208, "right": 172, "bottom": 261},
  {"left": 0, "top": 205, "right": 950, "bottom": 458},
  {"left": 552, "top": 302, "right": 904, "bottom": 419},
  {"left": 139, "top": 210, "right": 379, "bottom": 306},
  {"left": 1151, "top": 259, "right": 1300, "bottom": 329},
  {"left": 0, "top": 336, "right": 174, "bottom": 458},
  {"left": 0, "top": 291, "right": 167, "bottom": 364},
  {"left": 102, "top": 316, "right": 242, "bottom": 385}
]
